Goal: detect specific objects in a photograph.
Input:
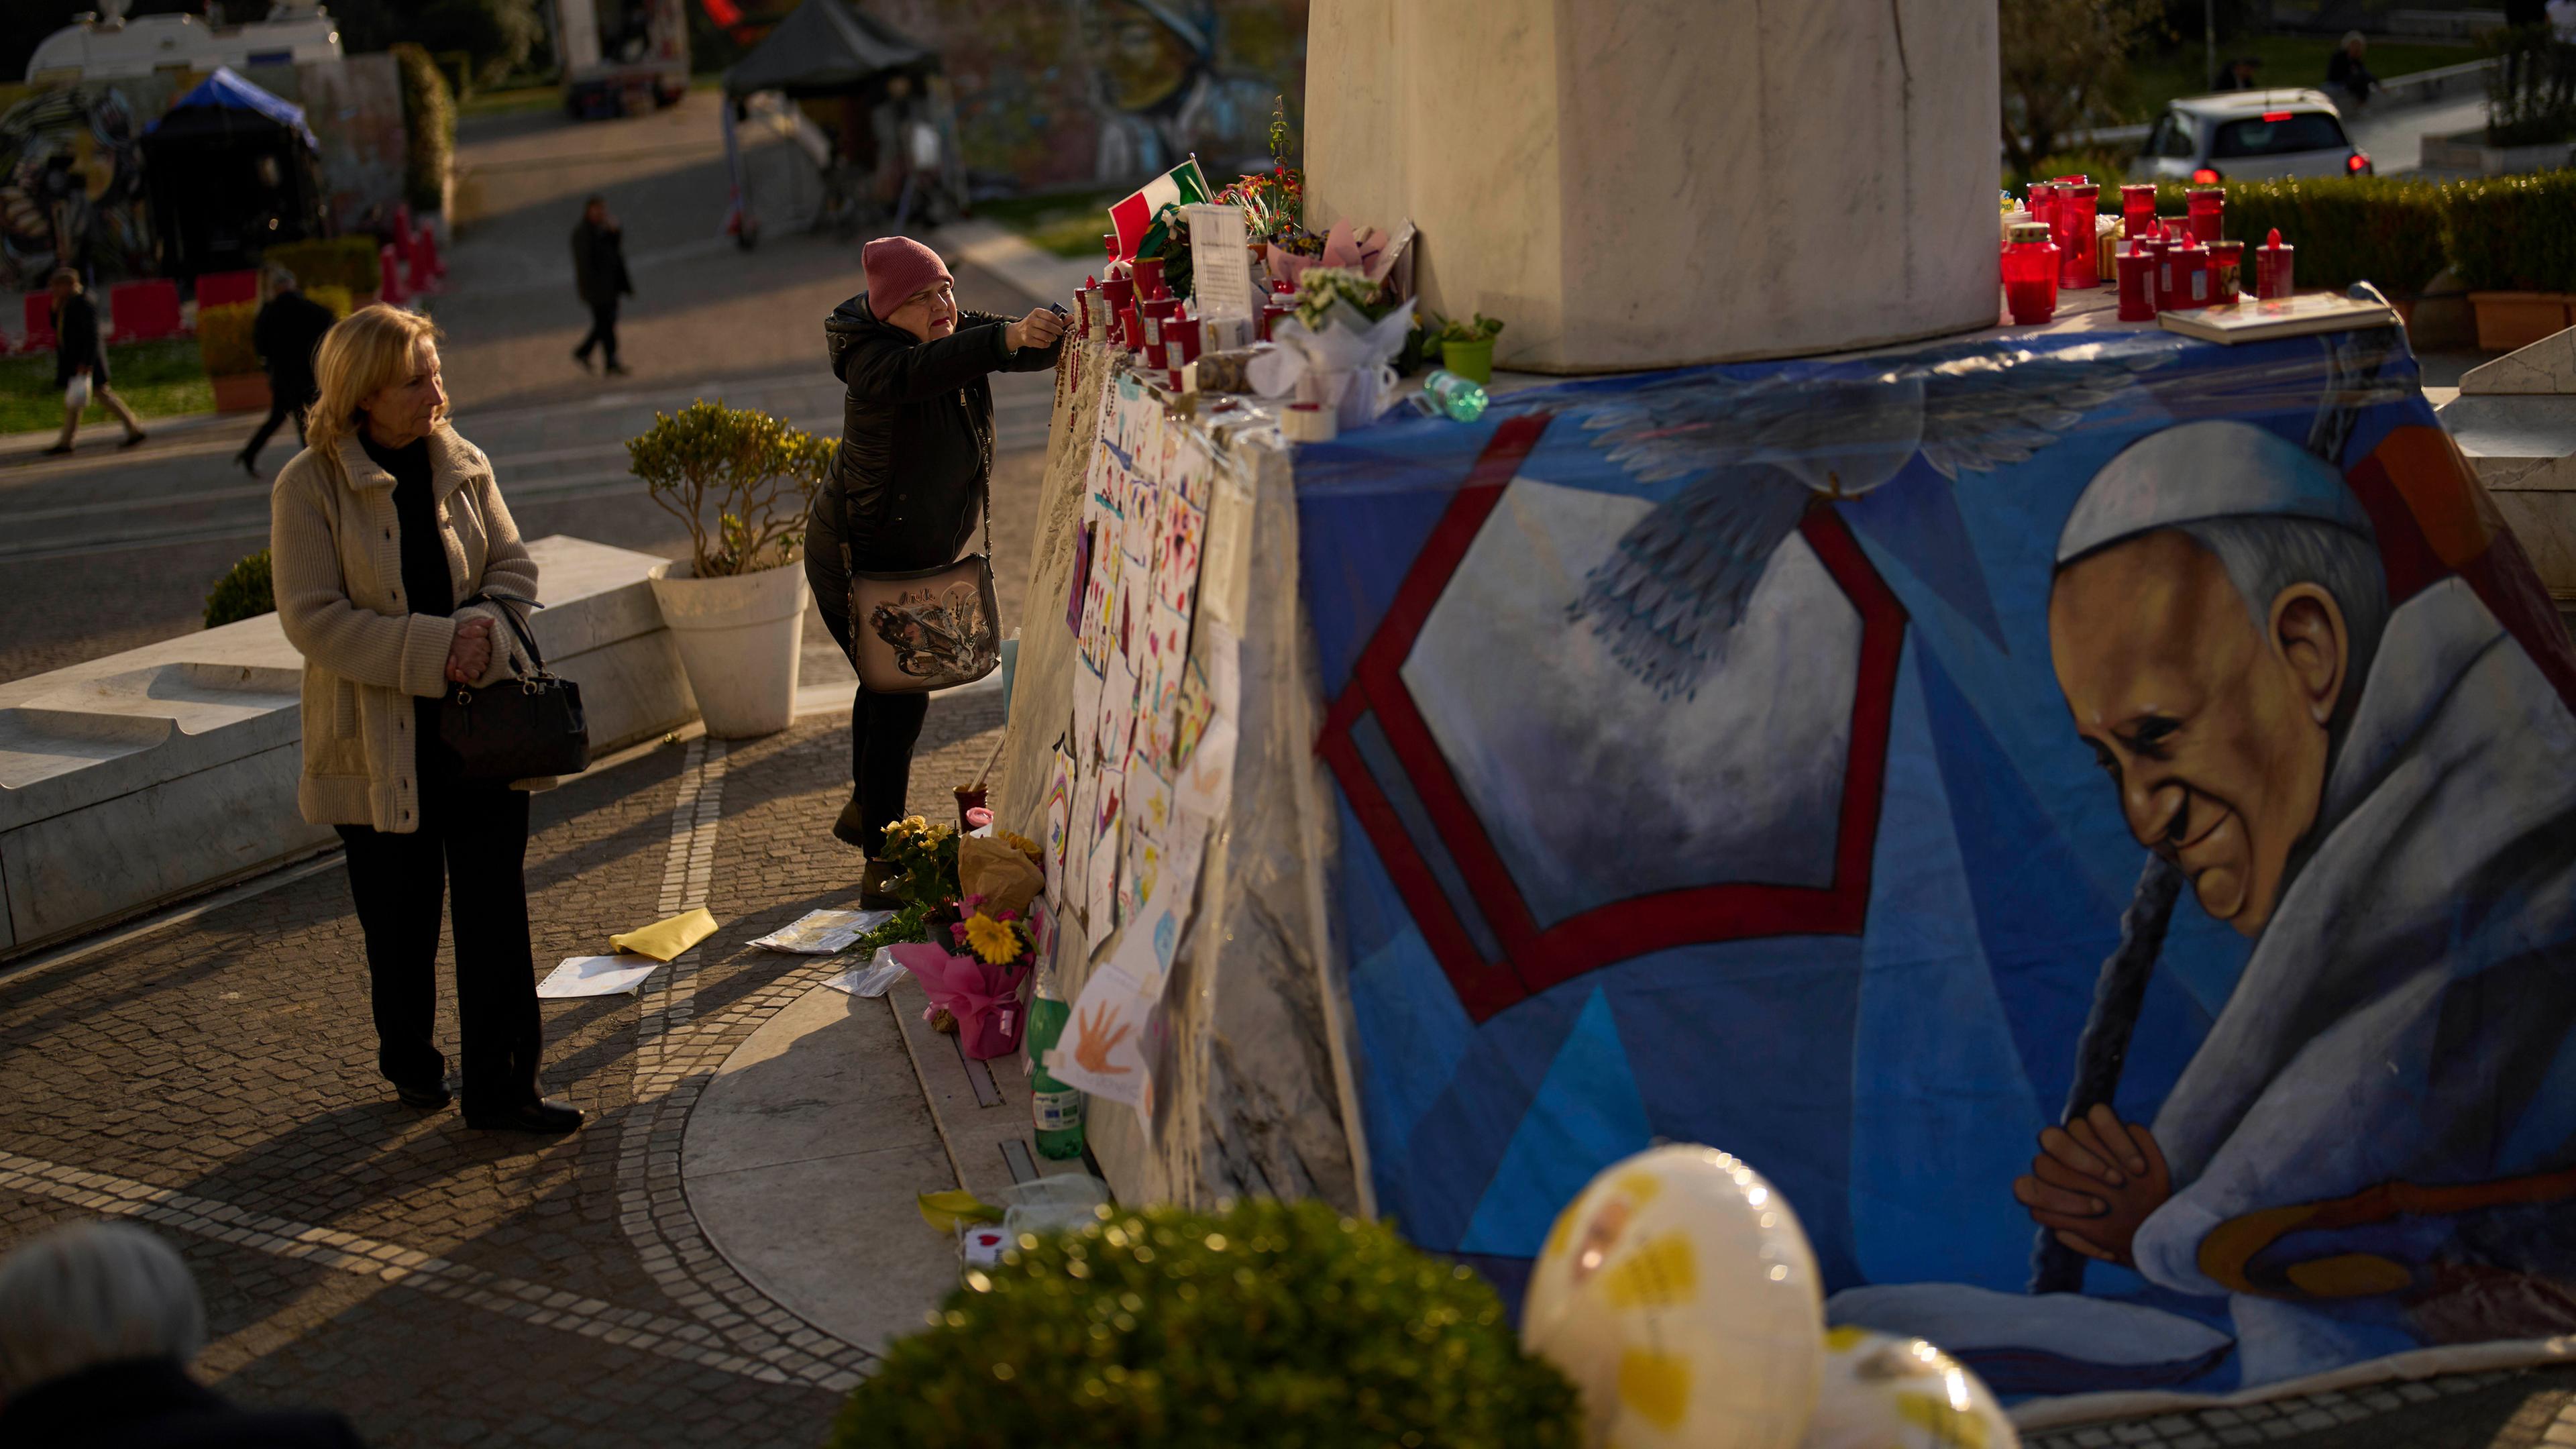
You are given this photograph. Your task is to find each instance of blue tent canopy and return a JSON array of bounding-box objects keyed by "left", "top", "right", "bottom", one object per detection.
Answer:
[{"left": 148, "top": 66, "right": 319, "bottom": 152}]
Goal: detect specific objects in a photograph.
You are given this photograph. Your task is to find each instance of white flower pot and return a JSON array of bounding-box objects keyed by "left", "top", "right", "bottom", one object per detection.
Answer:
[{"left": 647, "top": 558, "right": 808, "bottom": 739}]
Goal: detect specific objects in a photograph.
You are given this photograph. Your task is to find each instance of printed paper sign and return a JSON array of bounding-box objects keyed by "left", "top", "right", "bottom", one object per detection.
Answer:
[{"left": 1183, "top": 202, "right": 1254, "bottom": 321}]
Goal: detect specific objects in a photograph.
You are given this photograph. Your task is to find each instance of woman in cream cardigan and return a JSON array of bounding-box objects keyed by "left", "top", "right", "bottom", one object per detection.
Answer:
[{"left": 270, "top": 305, "right": 580, "bottom": 1136}]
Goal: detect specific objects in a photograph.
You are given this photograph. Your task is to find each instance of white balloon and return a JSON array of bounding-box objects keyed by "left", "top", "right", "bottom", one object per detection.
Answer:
[
  {"left": 1802, "top": 1328, "right": 2019, "bottom": 1449},
  {"left": 1523, "top": 1144, "right": 1825, "bottom": 1449}
]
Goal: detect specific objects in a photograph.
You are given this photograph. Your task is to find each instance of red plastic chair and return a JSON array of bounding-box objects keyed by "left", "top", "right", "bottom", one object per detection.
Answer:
[
  {"left": 23, "top": 292, "right": 57, "bottom": 352},
  {"left": 108, "top": 279, "right": 184, "bottom": 342},
  {"left": 378, "top": 244, "right": 409, "bottom": 306},
  {"left": 196, "top": 268, "right": 260, "bottom": 311}
]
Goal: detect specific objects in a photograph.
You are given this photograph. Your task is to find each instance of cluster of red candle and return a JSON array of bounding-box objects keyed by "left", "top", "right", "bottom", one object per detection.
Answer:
[{"left": 2012, "top": 178, "right": 2298, "bottom": 328}]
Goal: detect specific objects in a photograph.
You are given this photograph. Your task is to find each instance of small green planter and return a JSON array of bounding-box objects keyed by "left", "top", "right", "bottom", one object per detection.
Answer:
[{"left": 1440, "top": 335, "right": 1495, "bottom": 384}]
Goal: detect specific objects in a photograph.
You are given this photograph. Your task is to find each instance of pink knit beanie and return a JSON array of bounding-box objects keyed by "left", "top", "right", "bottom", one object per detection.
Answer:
[{"left": 864, "top": 237, "right": 953, "bottom": 319}]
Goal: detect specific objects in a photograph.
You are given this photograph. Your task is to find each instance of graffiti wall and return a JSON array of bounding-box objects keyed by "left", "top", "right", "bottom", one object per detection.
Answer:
[
  {"left": 0, "top": 55, "right": 404, "bottom": 290},
  {"left": 798, "top": 0, "right": 1305, "bottom": 189},
  {"left": 1297, "top": 324, "right": 2576, "bottom": 1403}
]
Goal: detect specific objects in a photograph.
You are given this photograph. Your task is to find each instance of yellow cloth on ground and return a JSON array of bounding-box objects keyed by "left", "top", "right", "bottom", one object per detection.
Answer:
[{"left": 610, "top": 907, "right": 717, "bottom": 962}]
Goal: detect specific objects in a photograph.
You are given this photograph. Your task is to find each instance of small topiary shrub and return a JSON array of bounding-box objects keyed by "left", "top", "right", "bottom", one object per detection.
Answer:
[
  {"left": 626, "top": 400, "right": 835, "bottom": 578},
  {"left": 204, "top": 550, "right": 275, "bottom": 629},
  {"left": 2442, "top": 170, "right": 2576, "bottom": 294},
  {"left": 390, "top": 42, "right": 458, "bottom": 214},
  {"left": 263, "top": 237, "right": 382, "bottom": 297},
  {"left": 197, "top": 301, "right": 260, "bottom": 378},
  {"left": 828, "top": 1197, "right": 1583, "bottom": 1449},
  {"left": 2153, "top": 176, "right": 2451, "bottom": 297}
]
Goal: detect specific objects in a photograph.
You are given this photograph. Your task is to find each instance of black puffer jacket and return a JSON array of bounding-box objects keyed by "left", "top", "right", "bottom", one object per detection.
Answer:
[{"left": 806, "top": 292, "right": 1062, "bottom": 622}]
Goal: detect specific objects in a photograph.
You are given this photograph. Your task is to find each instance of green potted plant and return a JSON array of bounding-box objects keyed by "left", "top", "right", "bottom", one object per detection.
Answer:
[
  {"left": 828, "top": 1197, "right": 1582, "bottom": 1447},
  {"left": 628, "top": 401, "right": 837, "bottom": 738},
  {"left": 1426, "top": 311, "right": 1505, "bottom": 385}
]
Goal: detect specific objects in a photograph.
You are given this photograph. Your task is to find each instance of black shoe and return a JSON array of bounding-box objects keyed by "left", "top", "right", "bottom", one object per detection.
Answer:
[
  {"left": 859, "top": 857, "right": 903, "bottom": 912},
  {"left": 395, "top": 1081, "right": 452, "bottom": 1110},
  {"left": 603, "top": 361, "right": 629, "bottom": 376},
  {"left": 833, "top": 796, "right": 871, "bottom": 849},
  {"left": 571, "top": 348, "right": 593, "bottom": 373},
  {"left": 41, "top": 443, "right": 71, "bottom": 456},
  {"left": 466, "top": 1097, "right": 583, "bottom": 1134},
  {"left": 235, "top": 453, "right": 262, "bottom": 480},
  {"left": 119, "top": 431, "right": 147, "bottom": 449}
]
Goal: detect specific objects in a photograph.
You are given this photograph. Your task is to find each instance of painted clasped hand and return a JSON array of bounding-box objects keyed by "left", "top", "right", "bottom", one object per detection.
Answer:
[{"left": 2012, "top": 1102, "right": 2173, "bottom": 1268}]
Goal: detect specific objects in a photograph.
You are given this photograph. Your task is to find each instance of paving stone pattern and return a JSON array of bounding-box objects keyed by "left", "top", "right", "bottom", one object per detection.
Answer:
[{"left": 0, "top": 692, "right": 1006, "bottom": 1446}]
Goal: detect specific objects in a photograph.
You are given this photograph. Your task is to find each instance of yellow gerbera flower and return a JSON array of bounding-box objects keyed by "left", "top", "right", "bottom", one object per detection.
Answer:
[{"left": 962, "top": 912, "right": 1022, "bottom": 967}]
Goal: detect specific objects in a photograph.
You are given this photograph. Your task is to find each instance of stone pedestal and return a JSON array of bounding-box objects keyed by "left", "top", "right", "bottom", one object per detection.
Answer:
[
  {"left": 2439, "top": 327, "right": 2576, "bottom": 608},
  {"left": 0, "top": 536, "right": 698, "bottom": 959},
  {"left": 1304, "top": 0, "right": 2000, "bottom": 373}
]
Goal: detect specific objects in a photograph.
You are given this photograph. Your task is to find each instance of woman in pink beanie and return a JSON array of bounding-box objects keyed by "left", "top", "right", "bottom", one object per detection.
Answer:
[{"left": 808, "top": 237, "right": 1067, "bottom": 899}]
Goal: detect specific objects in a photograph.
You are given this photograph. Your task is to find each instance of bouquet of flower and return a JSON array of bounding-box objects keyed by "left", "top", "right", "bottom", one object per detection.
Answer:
[
  {"left": 881, "top": 892, "right": 1036, "bottom": 1059},
  {"left": 949, "top": 894, "right": 1036, "bottom": 969},
  {"left": 879, "top": 814, "right": 959, "bottom": 905}
]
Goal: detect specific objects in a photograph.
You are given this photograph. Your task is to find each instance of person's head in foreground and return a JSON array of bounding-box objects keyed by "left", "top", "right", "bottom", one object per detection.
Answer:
[
  {"left": 309, "top": 304, "right": 446, "bottom": 453},
  {"left": 2047, "top": 421, "right": 2387, "bottom": 937},
  {"left": 864, "top": 235, "right": 957, "bottom": 342},
  {"left": 0, "top": 1220, "right": 205, "bottom": 1400}
]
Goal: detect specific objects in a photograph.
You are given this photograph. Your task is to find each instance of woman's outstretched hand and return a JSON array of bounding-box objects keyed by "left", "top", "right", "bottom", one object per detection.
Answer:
[{"left": 1004, "top": 306, "right": 1068, "bottom": 354}]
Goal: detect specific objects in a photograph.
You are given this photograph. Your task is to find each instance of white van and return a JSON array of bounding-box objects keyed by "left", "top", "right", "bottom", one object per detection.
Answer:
[{"left": 26, "top": 1, "right": 341, "bottom": 85}]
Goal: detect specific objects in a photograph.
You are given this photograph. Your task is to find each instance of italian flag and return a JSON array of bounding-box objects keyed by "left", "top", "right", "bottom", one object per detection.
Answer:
[{"left": 1107, "top": 158, "right": 1211, "bottom": 260}]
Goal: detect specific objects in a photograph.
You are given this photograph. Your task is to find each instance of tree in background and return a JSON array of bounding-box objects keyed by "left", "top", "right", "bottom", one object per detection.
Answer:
[{"left": 2001, "top": 0, "right": 2165, "bottom": 178}]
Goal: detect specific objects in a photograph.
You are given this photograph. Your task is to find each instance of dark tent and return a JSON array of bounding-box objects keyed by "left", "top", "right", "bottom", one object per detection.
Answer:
[
  {"left": 141, "top": 66, "right": 329, "bottom": 281},
  {"left": 722, "top": 0, "right": 936, "bottom": 99}
]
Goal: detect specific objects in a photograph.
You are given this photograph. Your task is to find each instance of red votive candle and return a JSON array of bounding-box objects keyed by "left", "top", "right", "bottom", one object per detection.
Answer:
[
  {"left": 1118, "top": 304, "right": 1142, "bottom": 352},
  {"left": 2116, "top": 239, "right": 2159, "bottom": 321},
  {"left": 2056, "top": 184, "right": 2100, "bottom": 288},
  {"left": 2188, "top": 186, "right": 2226, "bottom": 244},
  {"left": 2207, "top": 240, "right": 2245, "bottom": 304},
  {"left": 1140, "top": 296, "right": 1177, "bottom": 366},
  {"left": 2003, "top": 221, "right": 2059, "bottom": 325},
  {"left": 2120, "top": 184, "right": 2157, "bottom": 239},
  {"left": 2256, "top": 228, "right": 2296, "bottom": 299},
  {"left": 1132, "top": 254, "right": 1167, "bottom": 301},
  {"left": 2027, "top": 182, "right": 2057, "bottom": 233},
  {"left": 2171, "top": 236, "right": 2210, "bottom": 309}
]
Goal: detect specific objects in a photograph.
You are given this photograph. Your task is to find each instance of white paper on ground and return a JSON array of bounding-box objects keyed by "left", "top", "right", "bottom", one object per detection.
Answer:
[
  {"left": 539, "top": 954, "right": 663, "bottom": 998},
  {"left": 751, "top": 908, "right": 894, "bottom": 955},
  {"left": 822, "top": 949, "right": 908, "bottom": 999}
]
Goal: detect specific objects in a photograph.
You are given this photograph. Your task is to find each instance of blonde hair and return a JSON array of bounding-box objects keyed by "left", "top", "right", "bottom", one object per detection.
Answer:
[{"left": 306, "top": 303, "right": 443, "bottom": 458}]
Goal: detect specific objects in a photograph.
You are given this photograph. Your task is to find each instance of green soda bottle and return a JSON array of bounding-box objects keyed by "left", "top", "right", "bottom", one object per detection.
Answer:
[{"left": 1026, "top": 971, "right": 1087, "bottom": 1160}]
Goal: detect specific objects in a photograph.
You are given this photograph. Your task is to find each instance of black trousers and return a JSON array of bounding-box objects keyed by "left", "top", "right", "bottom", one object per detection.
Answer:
[
  {"left": 818, "top": 604, "right": 928, "bottom": 856},
  {"left": 574, "top": 299, "right": 621, "bottom": 366},
  {"left": 240, "top": 379, "right": 310, "bottom": 469},
  {"left": 336, "top": 784, "right": 543, "bottom": 1115}
]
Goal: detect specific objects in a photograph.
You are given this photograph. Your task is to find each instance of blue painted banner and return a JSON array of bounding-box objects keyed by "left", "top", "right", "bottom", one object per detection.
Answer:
[{"left": 1296, "top": 325, "right": 2576, "bottom": 1400}]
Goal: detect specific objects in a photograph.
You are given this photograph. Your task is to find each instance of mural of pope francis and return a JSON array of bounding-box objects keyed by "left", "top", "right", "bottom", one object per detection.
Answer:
[{"left": 2019, "top": 420, "right": 2576, "bottom": 1381}]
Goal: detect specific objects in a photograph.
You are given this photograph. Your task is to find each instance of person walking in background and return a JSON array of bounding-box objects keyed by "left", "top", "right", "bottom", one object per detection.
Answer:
[
  {"left": 270, "top": 305, "right": 581, "bottom": 1136},
  {"left": 235, "top": 266, "right": 337, "bottom": 480},
  {"left": 0, "top": 1220, "right": 366, "bottom": 1448},
  {"left": 570, "top": 195, "right": 632, "bottom": 376},
  {"left": 2212, "top": 56, "right": 2263, "bottom": 92},
  {"left": 2326, "top": 32, "right": 2377, "bottom": 108},
  {"left": 41, "top": 268, "right": 146, "bottom": 457},
  {"left": 806, "top": 237, "right": 1065, "bottom": 902}
]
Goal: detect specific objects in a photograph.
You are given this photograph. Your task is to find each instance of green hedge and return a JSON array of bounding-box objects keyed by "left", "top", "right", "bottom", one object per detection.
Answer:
[
  {"left": 390, "top": 42, "right": 457, "bottom": 215},
  {"left": 204, "top": 551, "right": 275, "bottom": 629},
  {"left": 197, "top": 301, "right": 260, "bottom": 379},
  {"left": 263, "top": 237, "right": 382, "bottom": 297},
  {"left": 2441, "top": 171, "right": 2576, "bottom": 293},
  {"left": 828, "top": 1197, "right": 1582, "bottom": 1448},
  {"left": 2152, "top": 177, "right": 2451, "bottom": 298}
]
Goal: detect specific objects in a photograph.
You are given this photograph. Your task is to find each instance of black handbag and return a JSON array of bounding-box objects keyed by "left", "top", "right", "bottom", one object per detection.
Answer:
[{"left": 438, "top": 590, "right": 591, "bottom": 783}]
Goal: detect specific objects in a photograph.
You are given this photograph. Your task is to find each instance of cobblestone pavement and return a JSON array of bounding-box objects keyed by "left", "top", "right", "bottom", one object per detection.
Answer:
[{"left": 0, "top": 689, "right": 1005, "bottom": 1446}]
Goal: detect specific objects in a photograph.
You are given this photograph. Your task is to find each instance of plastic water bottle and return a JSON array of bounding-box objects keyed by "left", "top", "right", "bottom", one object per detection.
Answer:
[
  {"left": 1420, "top": 368, "right": 1488, "bottom": 422},
  {"left": 1026, "top": 972, "right": 1086, "bottom": 1160}
]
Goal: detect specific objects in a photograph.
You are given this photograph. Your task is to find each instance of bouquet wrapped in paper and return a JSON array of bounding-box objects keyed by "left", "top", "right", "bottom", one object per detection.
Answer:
[
  {"left": 890, "top": 934, "right": 1030, "bottom": 1061},
  {"left": 1248, "top": 266, "right": 1417, "bottom": 431}
]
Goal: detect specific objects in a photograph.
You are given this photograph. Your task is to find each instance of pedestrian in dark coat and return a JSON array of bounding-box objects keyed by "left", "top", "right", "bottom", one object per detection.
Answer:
[
  {"left": 235, "top": 266, "right": 339, "bottom": 479},
  {"left": 0, "top": 1221, "right": 367, "bottom": 1449},
  {"left": 570, "top": 195, "right": 633, "bottom": 375},
  {"left": 42, "top": 267, "right": 146, "bottom": 456},
  {"left": 805, "top": 237, "right": 1065, "bottom": 895}
]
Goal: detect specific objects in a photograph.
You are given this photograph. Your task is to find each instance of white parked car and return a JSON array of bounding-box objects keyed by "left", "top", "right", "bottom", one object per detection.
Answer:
[{"left": 2137, "top": 89, "right": 2374, "bottom": 183}]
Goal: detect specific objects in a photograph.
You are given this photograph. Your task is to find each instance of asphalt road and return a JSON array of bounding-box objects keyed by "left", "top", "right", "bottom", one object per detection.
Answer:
[{"left": 0, "top": 91, "right": 1063, "bottom": 690}]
